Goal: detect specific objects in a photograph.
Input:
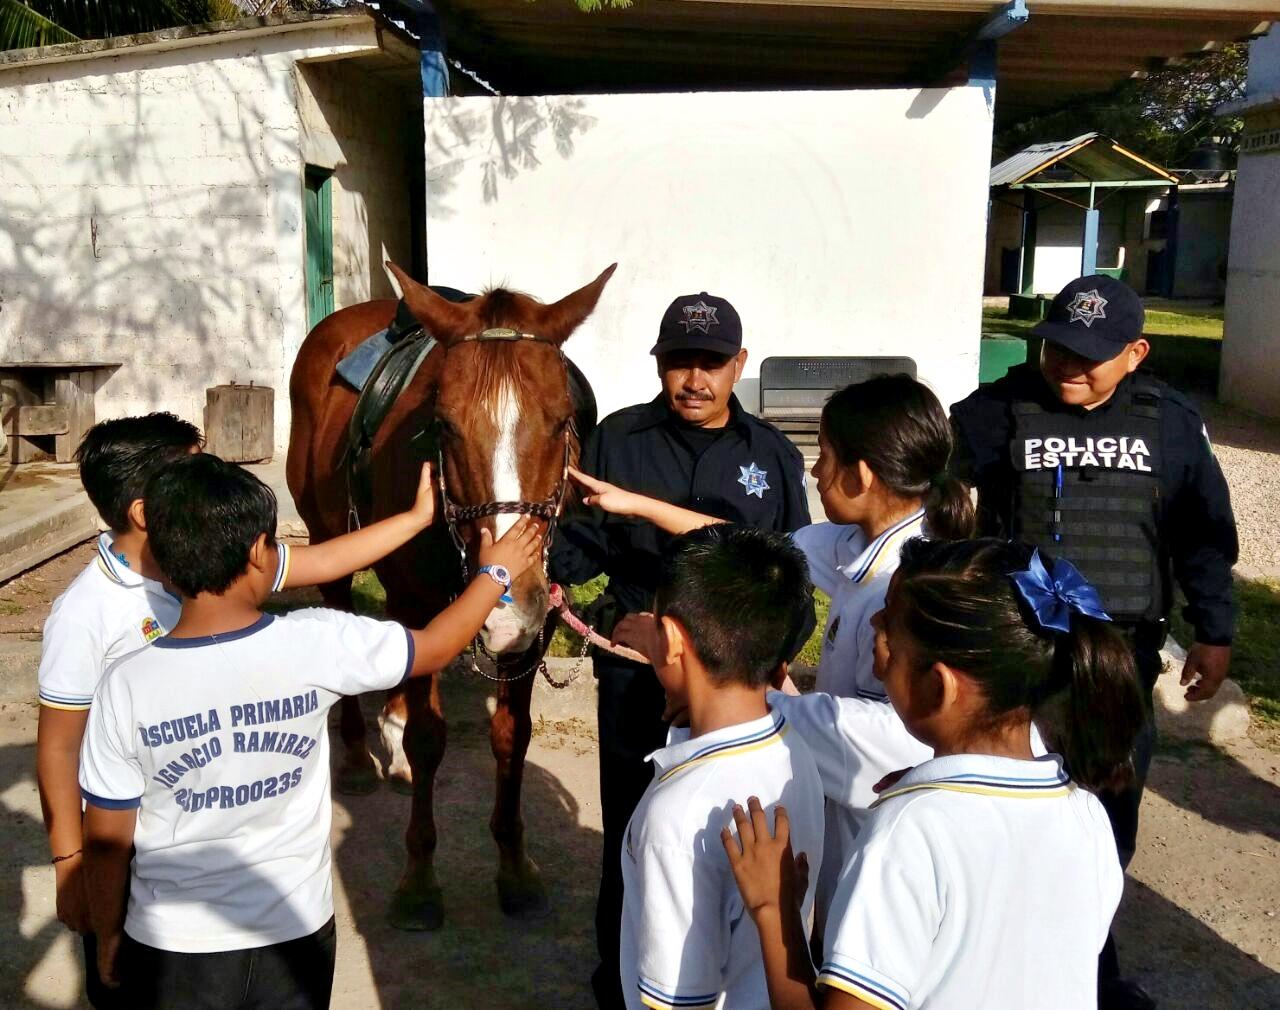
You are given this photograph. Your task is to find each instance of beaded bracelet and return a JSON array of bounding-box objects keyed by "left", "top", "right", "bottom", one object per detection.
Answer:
[{"left": 51, "top": 849, "right": 82, "bottom": 865}]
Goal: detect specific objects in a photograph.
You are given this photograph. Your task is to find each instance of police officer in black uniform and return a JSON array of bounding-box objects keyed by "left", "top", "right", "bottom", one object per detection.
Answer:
[
  {"left": 950, "top": 276, "right": 1237, "bottom": 1010},
  {"left": 551, "top": 292, "right": 813, "bottom": 1010}
]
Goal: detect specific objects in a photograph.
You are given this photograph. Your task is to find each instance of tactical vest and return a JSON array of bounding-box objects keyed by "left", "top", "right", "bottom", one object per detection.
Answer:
[{"left": 1009, "top": 380, "right": 1166, "bottom": 624}]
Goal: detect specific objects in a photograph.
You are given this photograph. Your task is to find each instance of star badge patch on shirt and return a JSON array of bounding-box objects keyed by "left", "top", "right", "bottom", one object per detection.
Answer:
[
  {"left": 679, "top": 300, "right": 720, "bottom": 334},
  {"left": 1066, "top": 289, "right": 1108, "bottom": 328},
  {"left": 737, "top": 462, "right": 771, "bottom": 499}
]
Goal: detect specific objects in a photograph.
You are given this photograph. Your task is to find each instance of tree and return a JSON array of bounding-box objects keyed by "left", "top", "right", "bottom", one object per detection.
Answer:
[
  {"left": 0, "top": 1, "right": 300, "bottom": 51},
  {"left": 997, "top": 45, "right": 1249, "bottom": 169}
]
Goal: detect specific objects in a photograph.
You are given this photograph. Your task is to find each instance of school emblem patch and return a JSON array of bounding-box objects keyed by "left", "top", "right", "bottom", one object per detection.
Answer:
[
  {"left": 1066, "top": 288, "right": 1108, "bottom": 328},
  {"left": 140, "top": 617, "right": 163, "bottom": 642},
  {"left": 737, "top": 462, "right": 771, "bottom": 499},
  {"left": 679, "top": 300, "right": 719, "bottom": 334}
]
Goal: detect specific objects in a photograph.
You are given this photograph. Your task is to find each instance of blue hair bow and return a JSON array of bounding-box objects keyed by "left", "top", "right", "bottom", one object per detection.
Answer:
[{"left": 1010, "top": 549, "right": 1111, "bottom": 634}]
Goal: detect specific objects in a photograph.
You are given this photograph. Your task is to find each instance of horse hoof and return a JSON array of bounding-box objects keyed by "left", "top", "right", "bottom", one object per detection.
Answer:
[
  {"left": 334, "top": 761, "right": 379, "bottom": 796},
  {"left": 388, "top": 774, "right": 414, "bottom": 796},
  {"left": 387, "top": 884, "right": 445, "bottom": 932},
  {"left": 497, "top": 860, "right": 550, "bottom": 920}
]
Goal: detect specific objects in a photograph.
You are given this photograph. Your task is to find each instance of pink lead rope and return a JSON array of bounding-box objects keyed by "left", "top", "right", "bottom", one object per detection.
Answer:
[{"left": 547, "top": 584, "right": 648, "bottom": 666}]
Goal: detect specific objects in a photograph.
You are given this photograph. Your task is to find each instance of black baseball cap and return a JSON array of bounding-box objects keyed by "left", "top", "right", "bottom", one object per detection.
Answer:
[
  {"left": 650, "top": 292, "right": 743, "bottom": 357},
  {"left": 1030, "top": 275, "right": 1145, "bottom": 362}
]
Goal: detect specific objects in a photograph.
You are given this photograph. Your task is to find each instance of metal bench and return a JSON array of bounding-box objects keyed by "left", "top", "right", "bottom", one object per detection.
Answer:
[
  {"left": 758, "top": 355, "right": 917, "bottom": 451},
  {"left": 0, "top": 361, "right": 121, "bottom": 463}
]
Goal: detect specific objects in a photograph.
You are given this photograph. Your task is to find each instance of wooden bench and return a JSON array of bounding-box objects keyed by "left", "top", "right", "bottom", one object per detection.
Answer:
[
  {"left": 0, "top": 361, "right": 121, "bottom": 463},
  {"left": 759, "top": 355, "right": 917, "bottom": 451}
]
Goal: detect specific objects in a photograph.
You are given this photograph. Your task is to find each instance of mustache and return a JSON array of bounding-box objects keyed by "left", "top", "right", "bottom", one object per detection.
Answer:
[{"left": 676, "top": 391, "right": 714, "bottom": 402}]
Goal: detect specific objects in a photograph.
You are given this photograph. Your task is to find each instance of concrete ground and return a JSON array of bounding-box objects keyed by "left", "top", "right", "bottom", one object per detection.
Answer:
[
  {"left": 1, "top": 653, "right": 1277, "bottom": 1009},
  {"left": 0, "top": 459, "right": 306, "bottom": 585}
]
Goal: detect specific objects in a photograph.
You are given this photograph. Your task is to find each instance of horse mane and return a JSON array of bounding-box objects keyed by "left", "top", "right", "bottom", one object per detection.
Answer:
[{"left": 464, "top": 287, "right": 566, "bottom": 411}]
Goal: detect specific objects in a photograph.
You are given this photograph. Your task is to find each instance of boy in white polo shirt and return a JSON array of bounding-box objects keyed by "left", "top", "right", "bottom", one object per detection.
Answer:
[
  {"left": 77, "top": 454, "right": 541, "bottom": 1008},
  {"left": 35, "top": 414, "right": 444, "bottom": 1006},
  {"left": 610, "top": 525, "right": 825, "bottom": 1010},
  {"left": 722, "top": 538, "right": 1144, "bottom": 1010}
]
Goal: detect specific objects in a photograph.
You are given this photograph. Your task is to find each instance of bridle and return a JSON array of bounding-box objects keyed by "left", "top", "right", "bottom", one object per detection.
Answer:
[{"left": 432, "top": 327, "right": 572, "bottom": 585}]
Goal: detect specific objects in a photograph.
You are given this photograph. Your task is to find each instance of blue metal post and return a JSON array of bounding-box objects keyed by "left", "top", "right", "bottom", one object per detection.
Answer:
[
  {"left": 1081, "top": 182, "right": 1099, "bottom": 276},
  {"left": 416, "top": 1, "right": 449, "bottom": 98}
]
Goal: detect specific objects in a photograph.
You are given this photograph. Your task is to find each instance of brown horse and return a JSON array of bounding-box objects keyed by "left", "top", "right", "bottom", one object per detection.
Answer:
[{"left": 286, "top": 262, "right": 616, "bottom": 929}]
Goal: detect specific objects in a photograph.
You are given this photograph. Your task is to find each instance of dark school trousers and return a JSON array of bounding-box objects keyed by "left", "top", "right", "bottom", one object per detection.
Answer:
[
  {"left": 1097, "top": 628, "right": 1163, "bottom": 985},
  {"left": 591, "top": 655, "right": 669, "bottom": 1010},
  {"left": 117, "top": 917, "right": 337, "bottom": 1010}
]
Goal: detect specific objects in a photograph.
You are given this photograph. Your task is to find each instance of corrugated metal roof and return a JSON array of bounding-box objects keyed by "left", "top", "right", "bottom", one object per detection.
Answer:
[{"left": 991, "top": 133, "right": 1177, "bottom": 187}]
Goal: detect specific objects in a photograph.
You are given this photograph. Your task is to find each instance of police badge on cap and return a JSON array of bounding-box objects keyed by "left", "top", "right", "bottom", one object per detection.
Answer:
[
  {"left": 1030, "top": 275, "right": 1145, "bottom": 362},
  {"left": 651, "top": 292, "right": 743, "bottom": 358}
]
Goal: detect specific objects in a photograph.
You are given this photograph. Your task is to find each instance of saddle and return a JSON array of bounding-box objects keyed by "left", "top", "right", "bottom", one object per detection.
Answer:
[{"left": 340, "top": 298, "right": 597, "bottom": 528}]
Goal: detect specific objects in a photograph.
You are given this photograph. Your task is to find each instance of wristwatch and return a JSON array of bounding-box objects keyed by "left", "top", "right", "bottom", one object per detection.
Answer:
[{"left": 478, "top": 565, "right": 514, "bottom": 604}]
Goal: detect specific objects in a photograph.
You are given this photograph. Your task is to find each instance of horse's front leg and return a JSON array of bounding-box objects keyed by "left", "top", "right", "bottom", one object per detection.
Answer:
[
  {"left": 490, "top": 661, "right": 549, "bottom": 918},
  {"left": 387, "top": 674, "right": 448, "bottom": 930}
]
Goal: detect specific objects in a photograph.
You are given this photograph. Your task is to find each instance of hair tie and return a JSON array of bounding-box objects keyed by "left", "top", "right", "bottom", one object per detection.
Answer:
[
  {"left": 1009, "top": 548, "right": 1111, "bottom": 635},
  {"left": 928, "top": 471, "right": 950, "bottom": 491}
]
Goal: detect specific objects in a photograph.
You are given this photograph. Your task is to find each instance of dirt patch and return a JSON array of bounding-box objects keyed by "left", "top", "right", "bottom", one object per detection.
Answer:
[{"left": 0, "top": 542, "right": 96, "bottom": 635}]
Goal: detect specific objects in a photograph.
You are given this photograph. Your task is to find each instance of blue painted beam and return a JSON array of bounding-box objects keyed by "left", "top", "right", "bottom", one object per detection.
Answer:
[
  {"left": 1082, "top": 208, "right": 1101, "bottom": 276},
  {"left": 976, "top": 1, "right": 1030, "bottom": 43}
]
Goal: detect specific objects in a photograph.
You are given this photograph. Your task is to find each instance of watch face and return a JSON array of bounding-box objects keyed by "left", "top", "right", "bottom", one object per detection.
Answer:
[{"left": 491, "top": 565, "right": 511, "bottom": 584}]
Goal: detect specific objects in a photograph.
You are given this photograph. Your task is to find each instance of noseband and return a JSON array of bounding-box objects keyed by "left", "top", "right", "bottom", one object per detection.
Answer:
[{"left": 434, "top": 327, "right": 573, "bottom": 586}]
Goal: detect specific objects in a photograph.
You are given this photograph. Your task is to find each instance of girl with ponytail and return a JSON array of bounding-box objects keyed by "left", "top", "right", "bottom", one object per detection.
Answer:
[
  {"left": 575, "top": 375, "right": 973, "bottom": 931},
  {"left": 722, "top": 537, "right": 1145, "bottom": 1010},
  {"left": 574, "top": 373, "right": 974, "bottom": 700}
]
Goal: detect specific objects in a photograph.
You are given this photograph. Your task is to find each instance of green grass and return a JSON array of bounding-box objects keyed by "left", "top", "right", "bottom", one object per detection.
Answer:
[
  {"left": 547, "top": 579, "right": 831, "bottom": 665},
  {"left": 297, "top": 569, "right": 833, "bottom": 670},
  {"left": 1169, "top": 577, "right": 1280, "bottom": 728},
  {"left": 981, "top": 306, "right": 1224, "bottom": 395},
  {"left": 981, "top": 306, "right": 1223, "bottom": 340}
]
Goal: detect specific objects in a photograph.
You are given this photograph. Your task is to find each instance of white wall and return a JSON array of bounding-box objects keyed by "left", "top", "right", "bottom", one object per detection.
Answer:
[
  {"left": 296, "top": 59, "right": 418, "bottom": 308},
  {"left": 1221, "top": 30, "right": 1280, "bottom": 417},
  {"left": 0, "top": 19, "right": 393, "bottom": 450},
  {"left": 422, "top": 89, "right": 993, "bottom": 417}
]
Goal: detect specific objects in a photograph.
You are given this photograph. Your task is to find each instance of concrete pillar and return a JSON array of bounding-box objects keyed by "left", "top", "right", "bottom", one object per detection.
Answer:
[{"left": 1219, "top": 30, "right": 1280, "bottom": 418}]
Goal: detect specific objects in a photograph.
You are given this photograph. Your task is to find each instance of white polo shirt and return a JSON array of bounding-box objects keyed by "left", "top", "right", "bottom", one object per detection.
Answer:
[
  {"left": 78, "top": 606, "right": 408, "bottom": 953},
  {"left": 620, "top": 708, "right": 825, "bottom": 1010},
  {"left": 818, "top": 753, "right": 1122, "bottom": 1010},
  {"left": 766, "top": 691, "right": 932, "bottom": 937},
  {"left": 37, "top": 534, "right": 290, "bottom": 711},
  {"left": 791, "top": 511, "right": 925, "bottom": 700}
]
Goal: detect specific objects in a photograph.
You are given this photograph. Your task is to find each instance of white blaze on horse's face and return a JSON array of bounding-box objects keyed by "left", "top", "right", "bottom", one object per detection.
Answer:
[{"left": 480, "top": 380, "right": 542, "bottom": 654}]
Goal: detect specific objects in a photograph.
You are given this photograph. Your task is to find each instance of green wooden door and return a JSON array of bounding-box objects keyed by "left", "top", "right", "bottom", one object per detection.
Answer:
[{"left": 304, "top": 167, "right": 334, "bottom": 330}]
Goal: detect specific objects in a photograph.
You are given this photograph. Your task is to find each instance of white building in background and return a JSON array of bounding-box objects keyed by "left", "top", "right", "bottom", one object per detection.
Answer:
[
  {"left": 1221, "top": 30, "right": 1280, "bottom": 418},
  {"left": 425, "top": 89, "right": 993, "bottom": 417},
  {"left": 0, "top": 10, "right": 423, "bottom": 450}
]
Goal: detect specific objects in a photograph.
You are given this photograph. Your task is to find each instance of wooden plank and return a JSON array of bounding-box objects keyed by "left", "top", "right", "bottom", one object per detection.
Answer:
[
  {"left": 0, "top": 361, "right": 121, "bottom": 369},
  {"left": 15, "top": 404, "right": 69, "bottom": 436},
  {"left": 52, "top": 369, "right": 96, "bottom": 463},
  {"left": 0, "top": 371, "right": 41, "bottom": 463},
  {"left": 204, "top": 385, "right": 274, "bottom": 463}
]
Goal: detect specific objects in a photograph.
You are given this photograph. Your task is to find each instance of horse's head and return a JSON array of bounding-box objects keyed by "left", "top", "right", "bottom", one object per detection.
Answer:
[{"left": 388, "top": 261, "right": 616, "bottom": 656}]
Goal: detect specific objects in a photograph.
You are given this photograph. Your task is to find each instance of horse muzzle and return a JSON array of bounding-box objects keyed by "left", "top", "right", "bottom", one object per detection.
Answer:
[{"left": 479, "top": 580, "right": 549, "bottom": 655}]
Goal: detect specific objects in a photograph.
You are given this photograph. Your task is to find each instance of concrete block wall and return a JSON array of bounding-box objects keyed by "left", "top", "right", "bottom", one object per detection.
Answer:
[
  {"left": 424, "top": 89, "right": 994, "bottom": 419},
  {"left": 295, "top": 60, "right": 417, "bottom": 310},
  {"left": 0, "top": 19, "right": 392, "bottom": 451}
]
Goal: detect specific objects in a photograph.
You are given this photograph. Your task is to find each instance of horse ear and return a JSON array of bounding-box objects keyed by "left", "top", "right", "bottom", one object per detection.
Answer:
[
  {"left": 534, "top": 263, "right": 618, "bottom": 345},
  {"left": 386, "top": 261, "right": 472, "bottom": 339}
]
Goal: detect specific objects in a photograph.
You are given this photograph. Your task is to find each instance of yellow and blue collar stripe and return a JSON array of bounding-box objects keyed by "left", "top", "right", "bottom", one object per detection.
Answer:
[{"left": 657, "top": 715, "right": 787, "bottom": 784}]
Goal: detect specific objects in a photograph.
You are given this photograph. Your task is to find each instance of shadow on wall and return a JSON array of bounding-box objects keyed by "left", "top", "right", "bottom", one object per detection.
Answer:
[
  {"left": 424, "top": 96, "right": 599, "bottom": 215},
  {"left": 0, "top": 33, "right": 327, "bottom": 429}
]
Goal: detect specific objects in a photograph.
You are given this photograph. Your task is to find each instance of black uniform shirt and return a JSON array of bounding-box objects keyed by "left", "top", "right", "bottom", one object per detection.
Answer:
[
  {"left": 950, "top": 364, "right": 1238, "bottom": 645},
  {"left": 551, "top": 393, "right": 812, "bottom": 617}
]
